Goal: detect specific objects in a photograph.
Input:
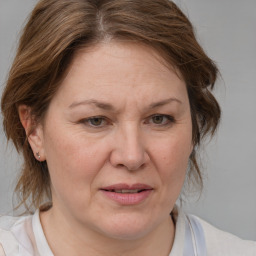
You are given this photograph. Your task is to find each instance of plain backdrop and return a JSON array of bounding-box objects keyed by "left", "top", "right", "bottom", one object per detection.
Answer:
[{"left": 0, "top": 0, "right": 255, "bottom": 240}]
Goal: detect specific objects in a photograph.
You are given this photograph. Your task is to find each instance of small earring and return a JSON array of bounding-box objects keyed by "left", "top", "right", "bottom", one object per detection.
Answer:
[{"left": 36, "top": 152, "right": 41, "bottom": 160}]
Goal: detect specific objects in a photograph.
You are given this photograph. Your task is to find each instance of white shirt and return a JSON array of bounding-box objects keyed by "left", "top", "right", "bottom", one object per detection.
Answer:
[{"left": 0, "top": 207, "right": 255, "bottom": 256}]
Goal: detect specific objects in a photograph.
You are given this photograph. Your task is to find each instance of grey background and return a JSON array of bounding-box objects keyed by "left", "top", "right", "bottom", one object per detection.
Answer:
[{"left": 0, "top": 0, "right": 255, "bottom": 240}]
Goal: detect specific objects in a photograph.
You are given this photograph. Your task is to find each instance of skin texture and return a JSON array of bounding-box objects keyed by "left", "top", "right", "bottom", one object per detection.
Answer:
[{"left": 19, "top": 42, "right": 193, "bottom": 256}]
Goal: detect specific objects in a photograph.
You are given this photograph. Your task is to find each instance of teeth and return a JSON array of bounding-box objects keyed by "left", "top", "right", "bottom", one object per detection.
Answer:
[{"left": 114, "top": 189, "right": 140, "bottom": 193}]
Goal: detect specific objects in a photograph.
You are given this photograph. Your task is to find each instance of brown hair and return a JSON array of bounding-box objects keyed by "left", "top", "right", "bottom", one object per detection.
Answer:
[{"left": 1, "top": 0, "right": 220, "bottom": 211}]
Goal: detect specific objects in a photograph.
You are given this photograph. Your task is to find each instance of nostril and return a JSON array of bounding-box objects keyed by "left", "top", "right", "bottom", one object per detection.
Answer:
[
  {"left": 109, "top": 142, "right": 149, "bottom": 171},
  {"left": 116, "top": 163, "right": 125, "bottom": 169},
  {"left": 115, "top": 162, "right": 145, "bottom": 171}
]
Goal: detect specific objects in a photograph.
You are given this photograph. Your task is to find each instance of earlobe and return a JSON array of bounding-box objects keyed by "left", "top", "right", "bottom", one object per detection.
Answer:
[{"left": 18, "top": 105, "right": 46, "bottom": 161}]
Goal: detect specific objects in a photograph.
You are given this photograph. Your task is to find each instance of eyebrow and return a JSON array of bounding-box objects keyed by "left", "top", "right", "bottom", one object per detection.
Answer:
[
  {"left": 68, "top": 97, "right": 182, "bottom": 110},
  {"left": 69, "top": 99, "right": 114, "bottom": 110},
  {"left": 149, "top": 97, "right": 182, "bottom": 109}
]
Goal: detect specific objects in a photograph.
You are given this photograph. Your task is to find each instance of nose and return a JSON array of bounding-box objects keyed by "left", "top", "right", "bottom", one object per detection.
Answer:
[{"left": 109, "top": 124, "right": 149, "bottom": 171}]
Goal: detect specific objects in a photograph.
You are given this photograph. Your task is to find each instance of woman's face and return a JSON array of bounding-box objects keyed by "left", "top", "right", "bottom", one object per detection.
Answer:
[{"left": 38, "top": 42, "right": 193, "bottom": 239}]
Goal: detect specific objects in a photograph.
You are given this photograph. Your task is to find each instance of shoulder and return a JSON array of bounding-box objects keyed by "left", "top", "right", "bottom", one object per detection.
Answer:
[
  {"left": 193, "top": 215, "right": 256, "bottom": 256},
  {"left": 0, "top": 214, "right": 24, "bottom": 229},
  {"left": 0, "top": 214, "right": 33, "bottom": 255},
  {"left": 0, "top": 213, "right": 32, "bottom": 234}
]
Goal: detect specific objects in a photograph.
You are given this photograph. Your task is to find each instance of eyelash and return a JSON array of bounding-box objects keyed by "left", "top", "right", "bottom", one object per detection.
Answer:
[
  {"left": 80, "top": 116, "right": 109, "bottom": 128},
  {"left": 79, "top": 114, "right": 175, "bottom": 128},
  {"left": 147, "top": 114, "right": 175, "bottom": 126}
]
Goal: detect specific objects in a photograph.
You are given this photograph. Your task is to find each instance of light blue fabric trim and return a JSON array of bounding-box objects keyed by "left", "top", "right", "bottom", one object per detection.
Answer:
[
  {"left": 183, "top": 215, "right": 207, "bottom": 256},
  {"left": 184, "top": 216, "right": 195, "bottom": 256}
]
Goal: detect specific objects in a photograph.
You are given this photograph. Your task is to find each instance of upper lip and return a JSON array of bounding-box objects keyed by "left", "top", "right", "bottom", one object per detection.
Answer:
[{"left": 101, "top": 183, "right": 153, "bottom": 191}]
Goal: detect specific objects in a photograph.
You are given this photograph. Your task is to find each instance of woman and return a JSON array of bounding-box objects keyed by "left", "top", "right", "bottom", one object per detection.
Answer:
[{"left": 0, "top": 0, "right": 255, "bottom": 255}]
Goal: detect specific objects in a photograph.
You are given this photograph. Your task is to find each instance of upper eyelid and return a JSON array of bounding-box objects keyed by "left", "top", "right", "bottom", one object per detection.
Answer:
[
  {"left": 84, "top": 116, "right": 108, "bottom": 121},
  {"left": 148, "top": 114, "right": 174, "bottom": 120},
  {"left": 87, "top": 115, "right": 105, "bottom": 119},
  {"left": 80, "top": 116, "right": 108, "bottom": 125}
]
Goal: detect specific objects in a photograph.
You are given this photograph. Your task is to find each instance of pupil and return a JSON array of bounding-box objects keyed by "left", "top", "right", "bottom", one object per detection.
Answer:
[
  {"left": 153, "top": 116, "right": 163, "bottom": 124},
  {"left": 91, "top": 118, "right": 102, "bottom": 126}
]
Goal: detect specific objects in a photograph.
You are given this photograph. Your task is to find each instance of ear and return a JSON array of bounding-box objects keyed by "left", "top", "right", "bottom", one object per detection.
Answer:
[{"left": 18, "top": 105, "right": 46, "bottom": 161}]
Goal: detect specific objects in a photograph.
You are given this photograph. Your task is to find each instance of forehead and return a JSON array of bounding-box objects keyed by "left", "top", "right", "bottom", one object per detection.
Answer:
[
  {"left": 70, "top": 41, "right": 181, "bottom": 80},
  {"left": 52, "top": 41, "right": 188, "bottom": 108}
]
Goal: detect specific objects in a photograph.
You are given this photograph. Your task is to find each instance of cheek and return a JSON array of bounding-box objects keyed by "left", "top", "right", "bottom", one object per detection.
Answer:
[
  {"left": 158, "top": 134, "right": 191, "bottom": 166},
  {"left": 42, "top": 127, "right": 108, "bottom": 198},
  {"left": 153, "top": 131, "right": 192, "bottom": 189},
  {"left": 43, "top": 133, "right": 112, "bottom": 214}
]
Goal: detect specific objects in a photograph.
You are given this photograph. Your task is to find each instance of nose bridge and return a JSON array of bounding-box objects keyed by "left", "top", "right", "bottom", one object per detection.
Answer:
[{"left": 110, "top": 121, "right": 147, "bottom": 170}]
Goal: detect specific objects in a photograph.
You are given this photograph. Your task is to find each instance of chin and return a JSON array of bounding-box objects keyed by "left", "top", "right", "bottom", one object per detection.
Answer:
[
  {"left": 102, "top": 226, "right": 151, "bottom": 241},
  {"left": 96, "top": 213, "right": 157, "bottom": 240}
]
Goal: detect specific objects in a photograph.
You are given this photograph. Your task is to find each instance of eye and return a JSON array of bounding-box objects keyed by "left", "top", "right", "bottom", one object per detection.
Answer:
[
  {"left": 80, "top": 116, "right": 108, "bottom": 127},
  {"left": 152, "top": 115, "right": 165, "bottom": 124},
  {"left": 148, "top": 114, "right": 175, "bottom": 126},
  {"left": 89, "top": 117, "right": 104, "bottom": 126}
]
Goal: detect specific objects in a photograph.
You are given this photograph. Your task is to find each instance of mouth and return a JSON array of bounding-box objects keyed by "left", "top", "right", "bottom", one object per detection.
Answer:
[
  {"left": 100, "top": 183, "right": 153, "bottom": 205},
  {"left": 101, "top": 183, "right": 153, "bottom": 193},
  {"left": 101, "top": 189, "right": 150, "bottom": 194}
]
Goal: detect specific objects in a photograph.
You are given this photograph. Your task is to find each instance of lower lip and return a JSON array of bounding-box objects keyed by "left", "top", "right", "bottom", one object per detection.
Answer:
[{"left": 101, "top": 190, "right": 153, "bottom": 205}]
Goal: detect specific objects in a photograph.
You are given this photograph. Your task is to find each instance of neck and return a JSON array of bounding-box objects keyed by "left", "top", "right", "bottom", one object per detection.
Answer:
[{"left": 40, "top": 207, "right": 175, "bottom": 256}]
